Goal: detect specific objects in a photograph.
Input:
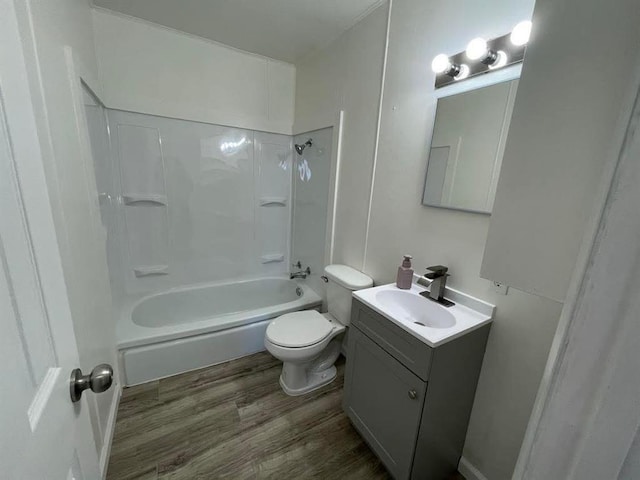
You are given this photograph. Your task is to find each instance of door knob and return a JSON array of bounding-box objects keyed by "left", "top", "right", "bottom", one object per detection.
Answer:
[
  {"left": 408, "top": 389, "right": 417, "bottom": 400},
  {"left": 70, "top": 364, "right": 114, "bottom": 403}
]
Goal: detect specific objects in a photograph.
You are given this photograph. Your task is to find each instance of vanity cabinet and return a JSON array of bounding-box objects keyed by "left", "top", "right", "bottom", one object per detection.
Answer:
[
  {"left": 345, "top": 326, "right": 426, "bottom": 478},
  {"left": 343, "top": 299, "right": 490, "bottom": 480}
]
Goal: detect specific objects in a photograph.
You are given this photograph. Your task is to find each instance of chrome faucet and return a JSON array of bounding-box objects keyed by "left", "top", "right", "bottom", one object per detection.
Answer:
[
  {"left": 420, "top": 265, "right": 455, "bottom": 307},
  {"left": 290, "top": 262, "right": 311, "bottom": 279}
]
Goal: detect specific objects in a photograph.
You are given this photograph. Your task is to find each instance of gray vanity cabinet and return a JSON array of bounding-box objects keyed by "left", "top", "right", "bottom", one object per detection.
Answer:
[
  {"left": 343, "top": 299, "right": 490, "bottom": 480},
  {"left": 344, "top": 326, "right": 426, "bottom": 479}
]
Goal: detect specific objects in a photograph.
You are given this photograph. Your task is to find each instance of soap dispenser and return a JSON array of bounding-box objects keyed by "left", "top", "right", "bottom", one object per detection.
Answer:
[{"left": 396, "top": 255, "right": 414, "bottom": 290}]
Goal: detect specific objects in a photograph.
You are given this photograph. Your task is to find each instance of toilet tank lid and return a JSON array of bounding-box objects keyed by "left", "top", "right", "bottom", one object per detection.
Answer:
[{"left": 324, "top": 264, "right": 373, "bottom": 290}]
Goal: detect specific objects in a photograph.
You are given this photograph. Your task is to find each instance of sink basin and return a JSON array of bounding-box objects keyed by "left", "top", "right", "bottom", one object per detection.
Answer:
[
  {"left": 374, "top": 290, "right": 455, "bottom": 329},
  {"left": 353, "top": 282, "right": 494, "bottom": 347}
]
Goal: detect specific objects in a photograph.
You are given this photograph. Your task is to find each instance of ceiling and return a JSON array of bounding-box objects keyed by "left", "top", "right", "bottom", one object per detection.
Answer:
[{"left": 92, "top": 0, "right": 386, "bottom": 64}]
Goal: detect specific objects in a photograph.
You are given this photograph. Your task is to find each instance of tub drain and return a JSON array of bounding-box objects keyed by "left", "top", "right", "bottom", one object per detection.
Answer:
[{"left": 295, "top": 287, "right": 303, "bottom": 297}]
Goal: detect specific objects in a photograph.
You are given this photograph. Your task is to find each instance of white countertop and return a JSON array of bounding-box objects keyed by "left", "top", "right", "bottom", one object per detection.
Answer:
[{"left": 353, "top": 282, "right": 495, "bottom": 348}]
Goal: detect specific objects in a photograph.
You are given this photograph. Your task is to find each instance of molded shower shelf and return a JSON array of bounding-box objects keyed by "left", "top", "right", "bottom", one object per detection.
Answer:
[
  {"left": 261, "top": 254, "right": 285, "bottom": 264},
  {"left": 133, "top": 265, "right": 169, "bottom": 277},
  {"left": 123, "top": 194, "right": 168, "bottom": 206},
  {"left": 259, "top": 197, "right": 287, "bottom": 207}
]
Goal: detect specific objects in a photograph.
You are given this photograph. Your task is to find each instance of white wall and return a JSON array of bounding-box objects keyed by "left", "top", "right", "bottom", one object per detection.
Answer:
[
  {"left": 294, "top": 3, "right": 388, "bottom": 270},
  {"left": 367, "top": 2, "right": 565, "bottom": 478},
  {"left": 295, "top": 1, "right": 564, "bottom": 479},
  {"left": 93, "top": 9, "right": 296, "bottom": 135},
  {"left": 14, "top": 0, "right": 118, "bottom": 473},
  {"left": 513, "top": 47, "right": 640, "bottom": 478},
  {"left": 481, "top": 0, "right": 640, "bottom": 302}
]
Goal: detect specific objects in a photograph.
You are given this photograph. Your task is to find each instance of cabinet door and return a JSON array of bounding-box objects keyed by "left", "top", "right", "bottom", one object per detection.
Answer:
[{"left": 344, "top": 326, "right": 427, "bottom": 480}]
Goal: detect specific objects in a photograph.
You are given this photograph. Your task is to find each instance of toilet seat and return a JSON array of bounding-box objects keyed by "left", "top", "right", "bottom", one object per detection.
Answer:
[{"left": 266, "top": 310, "right": 335, "bottom": 348}]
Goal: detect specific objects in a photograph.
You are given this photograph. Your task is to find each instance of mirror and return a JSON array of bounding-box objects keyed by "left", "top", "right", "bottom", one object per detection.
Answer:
[{"left": 422, "top": 79, "right": 519, "bottom": 213}]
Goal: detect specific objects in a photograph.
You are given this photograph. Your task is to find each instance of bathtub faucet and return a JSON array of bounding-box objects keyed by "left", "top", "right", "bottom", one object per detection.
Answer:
[{"left": 290, "top": 266, "right": 311, "bottom": 279}]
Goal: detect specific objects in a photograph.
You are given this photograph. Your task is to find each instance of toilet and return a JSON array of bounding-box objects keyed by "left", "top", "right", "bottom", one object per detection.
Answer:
[{"left": 265, "top": 264, "right": 373, "bottom": 396}]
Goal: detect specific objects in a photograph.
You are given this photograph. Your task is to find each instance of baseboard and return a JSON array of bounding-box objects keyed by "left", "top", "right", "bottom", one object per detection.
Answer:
[
  {"left": 458, "top": 456, "right": 489, "bottom": 480},
  {"left": 100, "top": 386, "right": 122, "bottom": 479}
]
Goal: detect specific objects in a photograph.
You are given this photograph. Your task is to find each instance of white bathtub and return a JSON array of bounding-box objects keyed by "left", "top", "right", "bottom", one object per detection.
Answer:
[{"left": 117, "top": 277, "right": 322, "bottom": 385}]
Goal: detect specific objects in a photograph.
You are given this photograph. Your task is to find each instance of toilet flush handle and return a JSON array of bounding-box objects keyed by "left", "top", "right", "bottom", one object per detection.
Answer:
[{"left": 321, "top": 276, "right": 328, "bottom": 283}]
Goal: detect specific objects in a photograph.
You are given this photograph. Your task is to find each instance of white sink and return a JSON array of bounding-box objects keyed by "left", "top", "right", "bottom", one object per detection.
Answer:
[
  {"left": 374, "top": 290, "right": 456, "bottom": 329},
  {"left": 353, "top": 282, "right": 494, "bottom": 347}
]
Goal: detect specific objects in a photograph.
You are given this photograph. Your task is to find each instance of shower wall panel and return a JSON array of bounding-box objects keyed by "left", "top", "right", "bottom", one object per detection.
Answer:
[
  {"left": 106, "top": 110, "right": 292, "bottom": 295},
  {"left": 255, "top": 132, "right": 293, "bottom": 274},
  {"left": 116, "top": 124, "right": 170, "bottom": 279},
  {"left": 291, "top": 127, "right": 333, "bottom": 295}
]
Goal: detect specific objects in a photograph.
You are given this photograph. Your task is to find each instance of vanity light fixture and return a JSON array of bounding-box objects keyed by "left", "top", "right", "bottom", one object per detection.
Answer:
[
  {"left": 454, "top": 64, "right": 470, "bottom": 80},
  {"left": 431, "top": 54, "right": 470, "bottom": 81},
  {"left": 431, "top": 54, "right": 460, "bottom": 77},
  {"left": 432, "top": 20, "right": 532, "bottom": 89},
  {"left": 466, "top": 38, "right": 494, "bottom": 63},
  {"left": 488, "top": 51, "right": 508, "bottom": 69},
  {"left": 510, "top": 21, "right": 532, "bottom": 46},
  {"left": 466, "top": 37, "right": 509, "bottom": 68}
]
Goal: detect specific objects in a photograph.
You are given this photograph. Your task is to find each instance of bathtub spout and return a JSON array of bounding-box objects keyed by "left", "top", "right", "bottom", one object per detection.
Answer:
[{"left": 290, "top": 267, "right": 311, "bottom": 279}]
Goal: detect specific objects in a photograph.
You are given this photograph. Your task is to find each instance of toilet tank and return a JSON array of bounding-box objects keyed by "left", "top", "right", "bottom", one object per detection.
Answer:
[{"left": 324, "top": 265, "right": 373, "bottom": 326}]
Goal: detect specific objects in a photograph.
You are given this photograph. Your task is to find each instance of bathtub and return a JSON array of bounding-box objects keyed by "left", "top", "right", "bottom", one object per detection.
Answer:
[{"left": 117, "top": 277, "right": 322, "bottom": 385}]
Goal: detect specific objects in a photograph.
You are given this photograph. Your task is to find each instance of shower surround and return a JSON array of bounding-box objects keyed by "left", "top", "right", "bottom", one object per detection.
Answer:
[
  {"left": 104, "top": 110, "right": 294, "bottom": 297},
  {"left": 86, "top": 107, "right": 333, "bottom": 384}
]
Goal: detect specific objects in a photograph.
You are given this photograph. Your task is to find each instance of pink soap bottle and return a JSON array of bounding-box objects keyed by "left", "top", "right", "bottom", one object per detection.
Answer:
[{"left": 396, "top": 255, "right": 413, "bottom": 289}]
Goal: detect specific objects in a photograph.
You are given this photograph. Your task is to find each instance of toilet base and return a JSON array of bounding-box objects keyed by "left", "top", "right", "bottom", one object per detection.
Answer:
[{"left": 279, "top": 365, "right": 337, "bottom": 396}]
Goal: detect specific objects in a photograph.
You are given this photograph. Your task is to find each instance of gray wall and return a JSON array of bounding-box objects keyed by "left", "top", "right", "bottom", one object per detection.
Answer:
[{"left": 620, "top": 427, "right": 640, "bottom": 480}]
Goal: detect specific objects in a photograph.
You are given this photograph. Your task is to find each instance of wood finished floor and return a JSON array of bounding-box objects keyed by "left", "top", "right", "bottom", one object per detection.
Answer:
[{"left": 107, "top": 352, "right": 466, "bottom": 480}]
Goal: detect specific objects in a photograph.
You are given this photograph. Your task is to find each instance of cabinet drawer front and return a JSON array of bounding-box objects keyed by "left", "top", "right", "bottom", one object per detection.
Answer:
[
  {"left": 344, "top": 326, "right": 426, "bottom": 480},
  {"left": 351, "top": 300, "right": 433, "bottom": 380}
]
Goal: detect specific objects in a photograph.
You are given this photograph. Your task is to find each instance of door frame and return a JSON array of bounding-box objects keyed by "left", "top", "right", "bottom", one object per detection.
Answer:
[
  {"left": 65, "top": 47, "right": 123, "bottom": 476},
  {"left": 513, "top": 56, "right": 640, "bottom": 479}
]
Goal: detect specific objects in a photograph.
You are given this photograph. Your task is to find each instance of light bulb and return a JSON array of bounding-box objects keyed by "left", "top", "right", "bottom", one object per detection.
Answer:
[
  {"left": 488, "top": 51, "right": 508, "bottom": 69},
  {"left": 510, "top": 20, "right": 532, "bottom": 46},
  {"left": 431, "top": 54, "right": 450, "bottom": 74},
  {"left": 466, "top": 38, "right": 488, "bottom": 60},
  {"left": 454, "top": 64, "right": 470, "bottom": 81}
]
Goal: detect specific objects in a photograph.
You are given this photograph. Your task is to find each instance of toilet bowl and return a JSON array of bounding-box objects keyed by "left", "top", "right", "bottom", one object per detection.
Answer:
[
  {"left": 265, "top": 264, "right": 373, "bottom": 396},
  {"left": 265, "top": 310, "right": 345, "bottom": 395}
]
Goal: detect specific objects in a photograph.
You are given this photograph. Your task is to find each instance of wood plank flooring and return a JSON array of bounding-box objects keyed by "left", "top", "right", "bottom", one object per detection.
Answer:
[{"left": 106, "top": 352, "right": 465, "bottom": 480}]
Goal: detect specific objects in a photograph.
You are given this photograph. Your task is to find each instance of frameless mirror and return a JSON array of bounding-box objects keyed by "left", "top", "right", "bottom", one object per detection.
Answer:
[{"left": 422, "top": 79, "right": 519, "bottom": 214}]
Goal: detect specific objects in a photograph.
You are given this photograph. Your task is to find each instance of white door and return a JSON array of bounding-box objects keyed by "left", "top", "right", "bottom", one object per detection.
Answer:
[{"left": 0, "top": 2, "right": 104, "bottom": 479}]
